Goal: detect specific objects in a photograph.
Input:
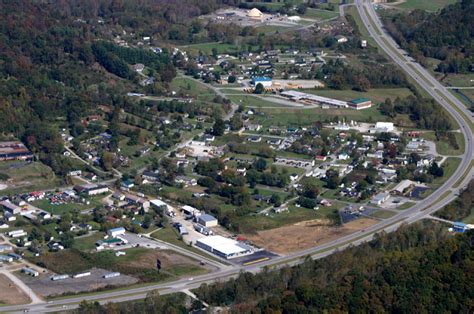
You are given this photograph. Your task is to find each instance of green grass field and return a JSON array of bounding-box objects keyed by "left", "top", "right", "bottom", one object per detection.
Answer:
[
  {"left": 225, "top": 94, "right": 289, "bottom": 108},
  {"left": 179, "top": 42, "right": 240, "bottom": 55},
  {"left": 433, "top": 157, "right": 462, "bottom": 186},
  {"left": 304, "top": 8, "right": 339, "bottom": 20},
  {"left": 72, "top": 232, "right": 105, "bottom": 251},
  {"left": 442, "top": 73, "right": 474, "bottom": 88},
  {"left": 422, "top": 132, "right": 465, "bottom": 156},
  {"left": 234, "top": 201, "right": 342, "bottom": 234},
  {"left": 305, "top": 87, "right": 415, "bottom": 103},
  {"left": 256, "top": 105, "right": 385, "bottom": 127},
  {"left": 32, "top": 194, "right": 107, "bottom": 215},
  {"left": 0, "top": 161, "right": 60, "bottom": 194},
  {"left": 370, "top": 210, "right": 396, "bottom": 219},
  {"left": 394, "top": 0, "right": 458, "bottom": 12},
  {"left": 170, "top": 76, "right": 216, "bottom": 101}
]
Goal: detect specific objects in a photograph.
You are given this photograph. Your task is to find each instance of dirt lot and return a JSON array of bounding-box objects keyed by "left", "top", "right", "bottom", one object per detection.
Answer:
[
  {"left": 0, "top": 274, "right": 31, "bottom": 305},
  {"left": 245, "top": 218, "right": 377, "bottom": 254},
  {"left": 20, "top": 268, "right": 138, "bottom": 298}
]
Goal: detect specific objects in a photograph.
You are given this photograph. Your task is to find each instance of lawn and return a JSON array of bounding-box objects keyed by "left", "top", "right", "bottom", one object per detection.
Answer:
[
  {"left": 303, "top": 8, "right": 339, "bottom": 20},
  {"left": 422, "top": 132, "right": 465, "bottom": 156},
  {"left": 370, "top": 210, "right": 396, "bottom": 219},
  {"left": 170, "top": 76, "right": 216, "bottom": 101},
  {"left": 394, "top": 0, "right": 458, "bottom": 11},
  {"left": 180, "top": 42, "right": 239, "bottom": 55},
  {"left": 32, "top": 194, "right": 108, "bottom": 215},
  {"left": 442, "top": 73, "right": 474, "bottom": 88},
  {"left": 72, "top": 232, "right": 105, "bottom": 251},
  {"left": 256, "top": 105, "right": 385, "bottom": 126},
  {"left": 433, "top": 157, "right": 462, "bottom": 186},
  {"left": 226, "top": 94, "right": 289, "bottom": 108},
  {"left": 451, "top": 89, "right": 474, "bottom": 109}
]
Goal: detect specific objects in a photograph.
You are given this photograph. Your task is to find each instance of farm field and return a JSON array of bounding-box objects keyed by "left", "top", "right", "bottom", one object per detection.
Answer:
[{"left": 245, "top": 218, "right": 377, "bottom": 254}]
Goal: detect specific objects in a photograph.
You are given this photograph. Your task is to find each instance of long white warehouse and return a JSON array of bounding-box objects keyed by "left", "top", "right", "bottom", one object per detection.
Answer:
[
  {"left": 196, "top": 235, "right": 253, "bottom": 259},
  {"left": 280, "top": 90, "right": 349, "bottom": 108}
]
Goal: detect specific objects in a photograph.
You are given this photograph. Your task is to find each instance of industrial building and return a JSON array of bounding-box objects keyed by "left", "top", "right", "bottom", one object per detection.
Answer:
[
  {"left": 196, "top": 235, "right": 253, "bottom": 259},
  {"left": 197, "top": 214, "right": 218, "bottom": 227},
  {"left": 0, "top": 141, "right": 33, "bottom": 161},
  {"left": 369, "top": 122, "right": 395, "bottom": 133},
  {"left": 280, "top": 90, "right": 349, "bottom": 108},
  {"left": 348, "top": 98, "right": 372, "bottom": 110},
  {"left": 73, "top": 184, "right": 109, "bottom": 196},
  {"left": 0, "top": 200, "right": 21, "bottom": 215}
]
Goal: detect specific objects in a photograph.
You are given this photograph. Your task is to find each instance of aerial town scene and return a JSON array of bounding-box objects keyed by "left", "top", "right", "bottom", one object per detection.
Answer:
[{"left": 0, "top": 0, "right": 472, "bottom": 313}]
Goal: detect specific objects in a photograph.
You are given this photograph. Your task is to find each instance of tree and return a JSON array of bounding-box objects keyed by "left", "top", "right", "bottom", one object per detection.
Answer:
[
  {"left": 270, "top": 194, "right": 282, "bottom": 207},
  {"left": 254, "top": 83, "right": 264, "bottom": 94},
  {"left": 302, "top": 181, "right": 319, "bottom": 199},
  {"left": 254, "top": 158, "right": 267, "bottom": 172},
  {"left": 212, "top": 118, "right": 225, "bottom": 136}
]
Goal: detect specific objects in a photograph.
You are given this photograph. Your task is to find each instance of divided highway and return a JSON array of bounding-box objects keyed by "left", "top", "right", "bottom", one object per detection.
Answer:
[{"left": 3, "top": 2, "right": 474, "bottom": 313}]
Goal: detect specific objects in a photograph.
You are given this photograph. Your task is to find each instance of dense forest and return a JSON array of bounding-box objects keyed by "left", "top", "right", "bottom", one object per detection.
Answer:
[
  {"left": 0, "top": 0, "right": 224, "bottom": 176},
  {"left": 195, "top": 221, "right": 474, "bottom": 312},
  {"left": 384, "top": 0, "right": 474, "bottom": 73}
]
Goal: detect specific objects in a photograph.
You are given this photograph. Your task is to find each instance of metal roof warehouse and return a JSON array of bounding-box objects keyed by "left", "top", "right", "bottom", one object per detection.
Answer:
[
  {"left": 280, "top": 90, "right": 349, "bottom": 108},
  {"left": 196, "top": 235, "right": 253, "bottom": 259}
]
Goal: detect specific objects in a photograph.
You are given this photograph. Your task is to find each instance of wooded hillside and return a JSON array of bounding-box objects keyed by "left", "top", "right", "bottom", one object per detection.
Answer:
[{"left": 196, "top": 221, "right": 474, "bottom": 312}]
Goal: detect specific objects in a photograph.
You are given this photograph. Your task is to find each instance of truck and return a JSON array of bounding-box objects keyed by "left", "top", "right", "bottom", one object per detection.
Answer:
[{"left": 194, "top": 224, "right": 213, "bottom": 236}]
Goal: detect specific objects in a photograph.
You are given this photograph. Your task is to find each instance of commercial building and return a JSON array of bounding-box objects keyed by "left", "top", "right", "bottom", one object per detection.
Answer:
[
  {"left": 196, "top": 235, "right": 253, "bottom": 259},
  {"left": 348, "top": 98, "right": 372, "bottom": 110},
  {"left": 251, "top": 76, "right": 273, "bottom": 88},
  {"left": 0, "top": 200, "right": 21, "bottom": 215},
  {"left": 0, "top": 141, "right": 33, "bottom": 161},
  {"left": 197, "top": 214, "right": 218, "bottom": 227},
  {"left": 108, "top": 227, "right": 126, "bottom": 238},
  {"left": 74, "top": 184, "right": 109, "bottom": 196},
  {"left": 281, "top": 90, "right": 349, "bottom": 108},
  {"left": 369, "top": 122, "right": 395, "bottom": 133},
  {"left": 370, "top": 192, "right": 390, "bottom": 205}
]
